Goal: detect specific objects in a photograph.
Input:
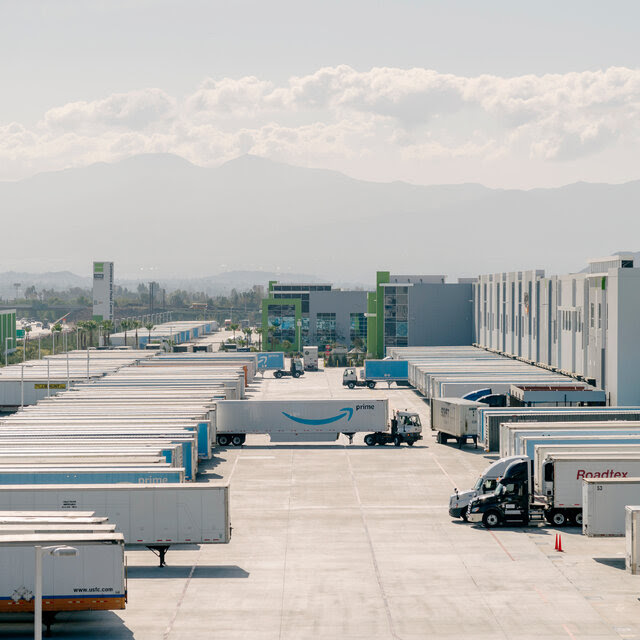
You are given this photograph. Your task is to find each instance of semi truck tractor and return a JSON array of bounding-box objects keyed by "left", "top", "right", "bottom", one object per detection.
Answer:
[
  {"left": 214, "top": 399, "right": 422, "bottom": 446},
  {"left": 449, "top": 455, "right": 527, "bottom": 521},
  {"left": 467, "top": 453, "right": 640, "bottom": 527},
  {"left": 343, "top": 360, "right": 409, "bottom": 389},
  {"left": 274, "top": 358, "right": 304, "bottom": 379}
]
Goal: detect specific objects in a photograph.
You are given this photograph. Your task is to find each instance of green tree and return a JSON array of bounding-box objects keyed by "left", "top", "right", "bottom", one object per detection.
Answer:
[
  {"left": 229, "top": 323, "right": 239, "bottom": 341},
  {"left": 100, "top": 320, "right": 114, "bottom": 347},
  {"left": 85, "top": 320, "right": 99, "bottom": 348},
  {"left": 119, "top": 319, "right": 132, "bottom": 347},
  {"left": 51, "top": 323, "right": 62, "bottom": 355},
  {"left": 144, "top": 321, "right": 155, "bottom": 346},
  {"left": 132, "top": 320, "right": 141, "bottom": 348}
]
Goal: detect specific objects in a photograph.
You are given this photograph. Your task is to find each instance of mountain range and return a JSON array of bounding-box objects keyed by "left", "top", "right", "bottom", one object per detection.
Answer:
[{"left": 2, "top": 153, "right": 639, "bottom": 283}]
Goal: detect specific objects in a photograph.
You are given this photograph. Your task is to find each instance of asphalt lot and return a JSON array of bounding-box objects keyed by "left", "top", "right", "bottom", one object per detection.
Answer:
[{"left": 5, "top": 366, "right": 640, "bottom": 639}]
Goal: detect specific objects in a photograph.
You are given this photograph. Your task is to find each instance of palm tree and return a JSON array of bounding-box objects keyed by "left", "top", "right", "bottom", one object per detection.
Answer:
[
  {"left": 133, "top": 320, "right": 141, "bottom": 348},
  {"left": 144, "top": 321, "right": 155, "bottom": 347},
  {"left": 242, "top": 327, "right": 252, "bottom": 346},
  {"left": 229, "top": 323, "right": 239, "bottom": 341},
  {"left": 86, "top": 320, "right": 99, "bottom": 348},
  {"left": 252, "top": 327, "right": 262, "bottom": 351},
  {"left": 119, "top": 319, "right": 131, "bottom": 347},
  {"left": 100, "top": 320, "right": 114, "bottom": 347}
]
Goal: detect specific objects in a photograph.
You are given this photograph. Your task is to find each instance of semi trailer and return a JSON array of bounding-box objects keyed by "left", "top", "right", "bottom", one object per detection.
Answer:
[
  {"left": 214, "top": 399, "right": 422, "bottom": 446},
  {"left": 0, "top": 531, "right": 126, "bottom": 629},
  {"left": 583, "top": 478, "right": 640, "bottom": 537},
  {"left": 0, "top": 483, "right": 231, "bottom": 566},
  {"left": 431, "top": 397, "right": 484, "bottom": 447},
  {"left": 303, "top": 347, "right": 319, "bottom": 371},
  {"left": 343, "top": 360, "right": 410, "bottom": 389}
]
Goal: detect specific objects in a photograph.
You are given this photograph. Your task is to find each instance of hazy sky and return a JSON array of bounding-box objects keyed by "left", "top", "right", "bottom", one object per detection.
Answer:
[{"left": 2, "top": 1, "right": 640, "bottom": 188}]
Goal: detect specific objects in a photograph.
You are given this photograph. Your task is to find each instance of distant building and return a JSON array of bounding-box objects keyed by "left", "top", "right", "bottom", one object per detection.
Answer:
[
  {"left": 366, "top": 272, "right": 474, "bottom": 358},
  {"left": 474, "top": 254, "right": 640, "bottom": 405},
  {"left": 0, "top": 309, "right": 17, "bottom": 358},
  {"left": 92, "top": 261, "right": 114, "bottom": 321},
  {"left": 262, "top": 274, "right": 474, "bottom": 355},
  {"left": 262, "top": 281, "right": 367, "bottom": 350}
]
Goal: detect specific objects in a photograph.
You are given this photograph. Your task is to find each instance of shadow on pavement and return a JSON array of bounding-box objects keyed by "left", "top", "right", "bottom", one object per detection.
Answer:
[{"left": 127, "top": 565, "right": 250, "bottom": 579}]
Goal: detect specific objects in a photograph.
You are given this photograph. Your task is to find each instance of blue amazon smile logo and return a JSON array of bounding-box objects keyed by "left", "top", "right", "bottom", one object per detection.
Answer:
[{"left": 282, "top": 407, "right": 353, "bottom": 426}]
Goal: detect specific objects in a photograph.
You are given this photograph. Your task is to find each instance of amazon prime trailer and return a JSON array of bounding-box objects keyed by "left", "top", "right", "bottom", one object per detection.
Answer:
[{"left": 214, "top": 399, "right": 390, "bottom": 445}]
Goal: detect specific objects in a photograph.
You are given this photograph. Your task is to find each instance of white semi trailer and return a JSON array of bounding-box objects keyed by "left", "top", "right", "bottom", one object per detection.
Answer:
[
  {"left": 583, "top": 478, "right": 640, "bottom": 537},
  {"left": 0, "top": 483, "right": 230, "bottom": 566},
  {"left": 0, "top": 531, "right": 126, "bottom": 633},
  {"left": 214, "top": 399, "right": 422, "bottom": 447}
]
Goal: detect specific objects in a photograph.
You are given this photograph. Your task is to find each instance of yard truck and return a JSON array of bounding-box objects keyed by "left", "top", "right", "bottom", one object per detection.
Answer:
[
  {"left": 274, "top": 358, "right": 305, "bottom": 379},
  {"left": 214, "top": 399, "right": 422, "bottom": 447},
  {"left": 342, "top": 360, "right": 410, "bottom": 389}
]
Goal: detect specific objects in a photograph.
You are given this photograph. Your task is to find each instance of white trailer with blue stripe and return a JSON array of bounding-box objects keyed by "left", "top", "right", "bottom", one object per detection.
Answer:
[{"left": 214, "top": 399, "right": 422, "bottom": 446}]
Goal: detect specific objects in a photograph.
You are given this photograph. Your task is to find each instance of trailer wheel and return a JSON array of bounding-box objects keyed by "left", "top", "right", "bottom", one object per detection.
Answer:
[
  {"left": 364, "top": 434, "right": 376, "bottom": 446},
  {"left": 394, "top": 436, "right": 401, "bottom": 447},
  {"left": 549, "top": 510, "right": 567, "bottom": 527},
  {"left": 217, "top": 434, "right": 230, "bottom": 447},
  {"left": 367, "top": 381, "right": 376, "bottom": 389},
  {"left": 274, "top": 371, "right": 283, "bottom": 379},
  {"left": 482, "top": 511, "right": 502, "bottom": 528},
  {"left": 347, "top": 382, "right": 355, "bottom": 389},
  {"left": 574, "top": 511, "right": 583, "bottom": 526},
  {"left": 231, "top": 435, "right": 243, "bottom": 447}
]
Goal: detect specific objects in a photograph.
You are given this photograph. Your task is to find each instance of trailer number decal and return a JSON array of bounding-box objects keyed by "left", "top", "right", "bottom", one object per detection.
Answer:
[{"left": 282, "top": 407, "right": 354, "bottom": 426}]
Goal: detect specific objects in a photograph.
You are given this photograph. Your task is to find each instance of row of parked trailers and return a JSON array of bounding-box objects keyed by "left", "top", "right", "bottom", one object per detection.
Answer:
[
  {"left": 0, "top": 347, "right": 271, "bottom": 629},
  {"left": 388, "top": 346, "right": 580, "bottom": 401}
]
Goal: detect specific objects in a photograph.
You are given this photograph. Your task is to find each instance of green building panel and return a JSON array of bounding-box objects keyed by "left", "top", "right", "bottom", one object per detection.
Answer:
[{"left": 0, "top": 310, "right": 17, "bottom": 363}]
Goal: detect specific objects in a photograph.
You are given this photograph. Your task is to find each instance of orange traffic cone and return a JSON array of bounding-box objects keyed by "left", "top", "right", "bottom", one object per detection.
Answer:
[
  {"left": 557, "top": 534, "right": 563, "bottom": 552},
  {"left": 554, "top": 534, "right": 558, "bottom": 550}
]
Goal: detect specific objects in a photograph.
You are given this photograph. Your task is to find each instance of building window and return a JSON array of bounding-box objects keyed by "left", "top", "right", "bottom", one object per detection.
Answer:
[
  {"left": 350, "top": 313, "right": 367, "bottom": 348},
  {"left": 317, "top": 313, "right": 336, "bottom": 347},
  {"left": 267, "top": 303, "right": 297, "bottom": 345}
]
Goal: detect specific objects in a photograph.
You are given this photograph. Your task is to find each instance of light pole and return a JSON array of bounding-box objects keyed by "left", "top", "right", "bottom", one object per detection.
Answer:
[
  {"left": 34, "top": 545, "right": 78, "bottom": 640},
  {"left": 4, "top": 337, "right": 12, "bottom": 367}
]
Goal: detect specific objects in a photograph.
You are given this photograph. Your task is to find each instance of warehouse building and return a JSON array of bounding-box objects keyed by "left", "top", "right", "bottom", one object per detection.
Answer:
[
  {"left": 262, "top": 282, "right": 367, "bottom": 350},
  {"left": 474, "top": 254, "right": 640, "bottom": 405},
  {"left": 0, "top": 309, "right": 17, "bottom": 360},
  {"left": 263, "top": 273, "right": 474, "bottom": 355},
  {"left": 366, "top": 272, "right": 475, "bottom": 358}
]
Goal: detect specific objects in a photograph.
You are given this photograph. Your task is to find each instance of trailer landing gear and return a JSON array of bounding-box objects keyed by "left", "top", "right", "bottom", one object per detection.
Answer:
[
  {"left": 43, "top": 612, "right": 57, "bottom": 637},
  {"left": 148, "top": 545, "right": 170, "bottom": 567}
]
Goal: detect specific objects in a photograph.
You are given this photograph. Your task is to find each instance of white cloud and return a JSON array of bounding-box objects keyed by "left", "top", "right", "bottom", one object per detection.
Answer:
[{"left": 2, "top": 65, "right": 640, "bottom": 185}]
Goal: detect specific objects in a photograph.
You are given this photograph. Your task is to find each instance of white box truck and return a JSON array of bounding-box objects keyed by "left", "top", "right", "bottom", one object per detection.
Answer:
[
  {"left": 0, "top": 483, "right": 230, "bottom": 566},
  {"left": 0, "top": 531, "right": 126, "bottom": 633},
  {"left": 214, "top": 399, "right": 422, "bottom": 447},
  {"left": 431, "top": 398, "right": 483, "bottom": 448},
  {"left": 583, "top": 478, "right": 640, "bottom": 537}
]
